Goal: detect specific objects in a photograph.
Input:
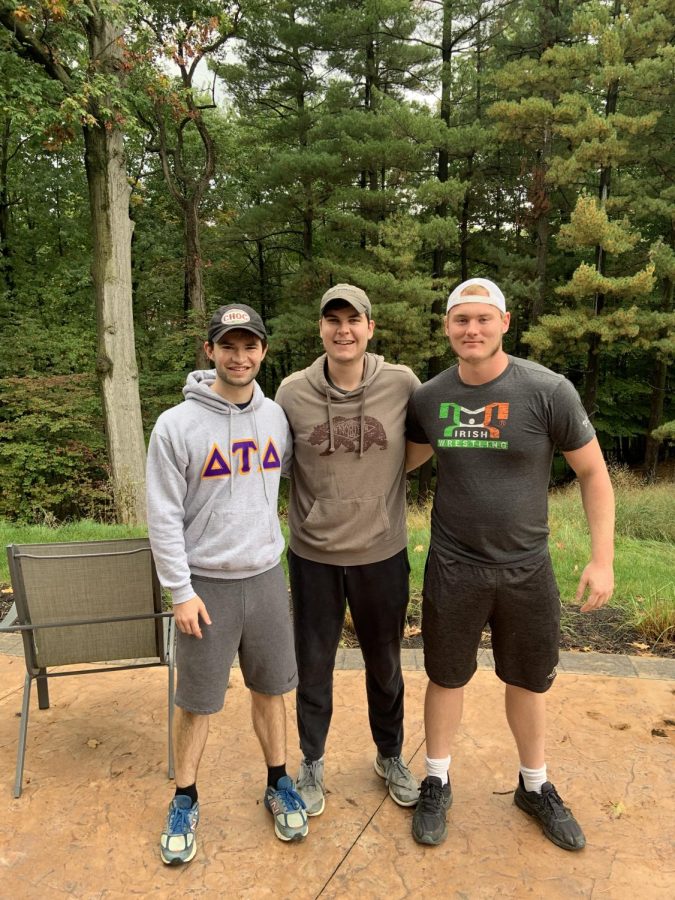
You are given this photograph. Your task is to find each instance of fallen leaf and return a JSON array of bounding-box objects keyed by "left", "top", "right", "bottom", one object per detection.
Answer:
[
  {"left": 651, "top": 728, "right": 667, "bottom": 738},
  {"left": 86, "top": 739, "right": 101, "bottom": 749},
  {"left": 630, "top": 641, "right": 650, "bottom": 651},
  {"left": 581, "top": 645, "right": 592, "bottom": 653},
  {"left": 413, "top": 544, "right": 425, "bottom": 553},
  {"left": 610, "top": 722, "right": 630, "bottom": 731},
  {"left": 1, "top": 587, "right": 12, "bottom": 594},
  {"left": 663, "top": 719, "right": 675, "bottom": 727},
  {"left": 404, "top": 624, "right": 422, "bottom": 637},
  {"left": 586, "top": 710, "right": 602, "bottom": 719},
  {"left": 608, "top": 801, "right": 625, "bottom": 820},
  {"left": 555, "top": 542, "right": 565, "bottom": 550}
]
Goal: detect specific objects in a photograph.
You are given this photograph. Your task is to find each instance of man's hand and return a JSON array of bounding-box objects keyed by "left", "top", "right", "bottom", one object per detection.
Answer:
[
  {"left": 574, "top": 561, "right": 614, "bottom": 613},
  {"left": 173, "top": 594, "right": 212, "bottom": 638}
]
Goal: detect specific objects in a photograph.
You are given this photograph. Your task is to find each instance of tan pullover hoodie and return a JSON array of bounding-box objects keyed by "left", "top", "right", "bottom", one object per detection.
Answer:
[{"left": 275, "top": 353, "right": 420, "bottom": 566}]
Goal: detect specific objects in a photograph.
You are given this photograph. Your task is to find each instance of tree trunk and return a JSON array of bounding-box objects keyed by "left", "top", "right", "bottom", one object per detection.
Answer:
[
  {"left": 459, "top": 153, "right": 473, "bottom": 282},
  {"left": 418, "top": 0, "right": 454, "bottom": 502},
  {"left": 644, "top": 272, "right": 673, "bottom": 480},
  {"left": 531, "top": 132, "right": 551, "bottom": 326},
  {"left": 644, "top": 358, "right": 668, "bottom": 481},
  {"left": 184, "top": 197, "right": 208, "bottom": 369},
  {"left": 0, "top": 2, "right": 147, "bottom": 523},
  {"left": 0, "top": 115, "right": 14, "bottom": 292},
  {"left": 84, "top": 17, "right": 147, "bottom": 525},
  {"left": 583, "top": 84, "right": 618, "bottom": 414},
  {"left": 530, "top": 1, "right": 560, "bottom": 326}
]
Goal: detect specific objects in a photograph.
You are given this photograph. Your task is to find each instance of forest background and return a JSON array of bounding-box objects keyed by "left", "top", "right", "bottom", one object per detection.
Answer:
[{"left": 0, "top": 0, "right": 674, "bottom": 527}]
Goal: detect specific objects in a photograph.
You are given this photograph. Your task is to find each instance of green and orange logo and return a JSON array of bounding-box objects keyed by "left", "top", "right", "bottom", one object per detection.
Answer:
[{"left": 437, "top": 402, "right": 509, "bottom": 449}]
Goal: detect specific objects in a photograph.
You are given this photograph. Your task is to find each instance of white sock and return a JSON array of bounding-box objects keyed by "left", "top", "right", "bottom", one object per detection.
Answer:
[
  {"left": 520, "top": 764, "right": 547, "bottom": 793},
  {"left": 425, "top": 755, "right": 451, "bottom": 786}
]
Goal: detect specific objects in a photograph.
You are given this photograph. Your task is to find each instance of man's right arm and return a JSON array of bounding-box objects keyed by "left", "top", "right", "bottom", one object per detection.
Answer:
[
  {"left": 146, "top": 427, "right": 212, "bottom": 637},
  {"left": 405, "top": 385, "right": 433, "bottom": 471},
  {"left": 172, "top": 594, "right": 212, "bottom": 639},
  {"left": 406, "top": 440, "right": 433, "bottom": 472}
]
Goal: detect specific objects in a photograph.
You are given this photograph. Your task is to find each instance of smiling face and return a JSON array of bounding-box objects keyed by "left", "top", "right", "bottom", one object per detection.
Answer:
[
  {"left": 444, "top": 303, "right": 510, "bottom": 370},
  {"left": 205, "top": 329, "right": 267, "bottom": 400},
  {"left": 319, "top": 301, "right": 375, "bottom": 366}
]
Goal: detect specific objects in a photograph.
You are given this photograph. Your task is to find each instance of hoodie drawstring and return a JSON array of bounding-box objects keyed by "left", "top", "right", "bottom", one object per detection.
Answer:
[
  {"left": 359, "top": 386, "right": 367, "bottom": 458},
  {"left": 326, "top": 390, "right": 336, "bottom": 453},
  {"left": 251, "top": 406, "right": 275, "bottom": 540}
]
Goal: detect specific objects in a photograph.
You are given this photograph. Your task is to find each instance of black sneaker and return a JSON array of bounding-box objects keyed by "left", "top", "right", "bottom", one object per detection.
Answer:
[
  {"left": 412, "top": 775, "right": 453, "bottom": 846},
  {"left": 514, "top": 774, "right": 586, "bottom": 851}
]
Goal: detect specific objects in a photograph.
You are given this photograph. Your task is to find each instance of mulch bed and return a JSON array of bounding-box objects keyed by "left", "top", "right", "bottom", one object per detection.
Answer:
[
  {"left": 2, "top": 588, "right": 673, "bottom": 659},
  {"left": 354, "top": 603, "right": 674, "bottom": 659}
]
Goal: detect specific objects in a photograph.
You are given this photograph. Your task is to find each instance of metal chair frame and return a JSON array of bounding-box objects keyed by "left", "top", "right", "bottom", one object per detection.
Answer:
[{"left": 0, "top": 538, "right": 175, "bottom": 797}]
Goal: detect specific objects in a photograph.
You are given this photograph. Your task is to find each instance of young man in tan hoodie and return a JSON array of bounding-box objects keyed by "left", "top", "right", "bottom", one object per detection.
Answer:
[{"left": 275, "top": 284, "right": 420, "bottom": 816}]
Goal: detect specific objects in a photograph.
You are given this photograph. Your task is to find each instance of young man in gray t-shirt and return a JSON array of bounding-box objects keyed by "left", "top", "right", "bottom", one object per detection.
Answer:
[{"left": 406, "top": 278, "right": 615, "bottom": 851}]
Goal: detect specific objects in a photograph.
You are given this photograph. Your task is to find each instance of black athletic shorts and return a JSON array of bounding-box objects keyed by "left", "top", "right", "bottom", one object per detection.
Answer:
[{"left": 422, "top": 547, "right": 560, "bottom": 693}]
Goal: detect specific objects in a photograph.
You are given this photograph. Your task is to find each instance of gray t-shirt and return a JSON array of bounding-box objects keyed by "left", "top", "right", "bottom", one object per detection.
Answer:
[{"left": 406, "top": 356, "right": 594, "bottom": 566}]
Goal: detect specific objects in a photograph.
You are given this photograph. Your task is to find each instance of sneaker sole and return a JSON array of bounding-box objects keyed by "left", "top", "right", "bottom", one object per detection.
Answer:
[
  {"left": 412, "top": 822, "right": 448, "bottom": 846},
  {"left": 514, "top": 791, "right": 586, "bottom": 852},
  {"left": 373, "top": 760, "right": 420, "bottom": 808},
  {"left": 304, "top": 795, "right": 325, "bottom": 817},
  {"left": 160, "top": 842, "right": 197, "bottom": 865},
  {"left": 274, "top": 823, "right": 309, "bottom": 842}
]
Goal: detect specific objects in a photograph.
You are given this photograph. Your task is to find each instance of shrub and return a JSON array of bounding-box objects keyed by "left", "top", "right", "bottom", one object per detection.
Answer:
[{"left": 0, "top": 374, "right": 113, "bottom": 522}]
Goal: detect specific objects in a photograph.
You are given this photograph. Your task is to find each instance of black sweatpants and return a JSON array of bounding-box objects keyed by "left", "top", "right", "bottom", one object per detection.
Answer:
[{"left": 288, "top": 547, "right": 410, "bottom": 761}]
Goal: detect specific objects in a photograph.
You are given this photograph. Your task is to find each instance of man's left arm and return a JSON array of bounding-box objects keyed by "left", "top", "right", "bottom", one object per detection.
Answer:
[{"left": 562, "top": 437, "right": 615, "bottom": 613}]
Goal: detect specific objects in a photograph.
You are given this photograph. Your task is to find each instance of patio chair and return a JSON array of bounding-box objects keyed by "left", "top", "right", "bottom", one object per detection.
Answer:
[{"left": 0, "top": 538, "right": 175, "bottom": 797}]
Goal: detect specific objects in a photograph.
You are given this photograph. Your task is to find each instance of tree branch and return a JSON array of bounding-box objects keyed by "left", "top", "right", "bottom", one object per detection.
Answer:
[{"left": 0, "top": 5, "right": 73, "bottom": 89}]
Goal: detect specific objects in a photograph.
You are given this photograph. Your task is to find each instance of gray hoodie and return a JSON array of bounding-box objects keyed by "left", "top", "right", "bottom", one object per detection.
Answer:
[{"left": 147, "top": 371, "right": 291, "bottom": 604}]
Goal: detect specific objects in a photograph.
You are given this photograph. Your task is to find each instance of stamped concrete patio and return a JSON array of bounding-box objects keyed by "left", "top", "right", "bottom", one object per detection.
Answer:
[{"left": 0, "top": 638, "right": 673, "bottom": 899}]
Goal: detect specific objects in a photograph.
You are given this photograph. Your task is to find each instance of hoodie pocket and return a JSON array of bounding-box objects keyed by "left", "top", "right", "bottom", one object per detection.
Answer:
[
  {"left": 301, "top": 495, "right": 390, "bottom": 553},
  {"left": 187, "top": 508, "right": 281, "bottom": 573}
]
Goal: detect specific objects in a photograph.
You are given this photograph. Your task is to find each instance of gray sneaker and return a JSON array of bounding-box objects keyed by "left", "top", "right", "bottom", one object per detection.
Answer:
[
  {"left": 296, "top": 758, "right": 326, "bottom": 816},
  {"left": 374, "top": 753, "right": 420, "bottom": 807}
]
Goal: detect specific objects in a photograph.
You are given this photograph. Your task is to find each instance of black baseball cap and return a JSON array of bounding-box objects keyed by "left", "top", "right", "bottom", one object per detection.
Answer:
[{"left": 207, "top": 304, "right": 267, "bottom": 343}]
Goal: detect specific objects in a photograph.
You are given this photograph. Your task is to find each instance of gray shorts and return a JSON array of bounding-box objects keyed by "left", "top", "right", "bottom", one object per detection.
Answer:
[
  {"left": 422, "top": 548, "right": 561, "bottom": 693},
  {"left": 175, "top": 563, "right": 298, "bottom": 714}
]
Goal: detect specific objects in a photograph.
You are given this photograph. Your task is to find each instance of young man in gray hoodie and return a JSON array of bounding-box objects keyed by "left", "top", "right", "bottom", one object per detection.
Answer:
[
  {"left": 275, "top": 284, "right": 421, "bottom": 817},
  {"left": 147, "top": 304, "right": 307, "bottom": 865}
]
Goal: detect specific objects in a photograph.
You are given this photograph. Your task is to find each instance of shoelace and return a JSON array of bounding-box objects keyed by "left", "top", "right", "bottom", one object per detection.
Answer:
[
  {"left": 274, "top": 786, "right": 304, "bottom": 812},
  {"left": 299, "top": 762, "right": 321, "bottom": 789},
  {"left": 168, "top": 804, "right": 194, "bottom": 834},
  {"left": 418, "top": 779, "right": 445, "bottom": 811},
  {"left": 385, "top": 757, "right": 409, "bottom": 784},
  {"left": 541, "top": 786, "right": 569, "bottom": 819}
]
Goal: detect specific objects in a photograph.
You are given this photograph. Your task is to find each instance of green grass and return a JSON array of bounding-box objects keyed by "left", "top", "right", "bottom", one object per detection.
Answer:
[
  {"left": 1, "top": 477, "right": 673, "bottom": 645},
  {"left": 0, "top": 520, "right": 147, "bottom": 583},
  {"left": 406, "top": 478, "right": 674, "bottom": 645},
  {"left": 548, "top": 480, "right": 674, "bottom": 644}
]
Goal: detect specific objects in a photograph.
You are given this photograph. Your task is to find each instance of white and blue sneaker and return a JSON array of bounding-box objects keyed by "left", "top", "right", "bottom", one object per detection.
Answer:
[
  {"left": 264, "top": 775, "right": 309, "bottom": 842},
  {"left": 160, "top": 795, "right": 200, "bottom": 865}
]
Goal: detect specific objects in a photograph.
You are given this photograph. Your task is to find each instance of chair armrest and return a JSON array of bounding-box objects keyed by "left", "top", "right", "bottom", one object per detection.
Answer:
[{"left": 0, "top": 610, "right": 174, "bottom": 633}]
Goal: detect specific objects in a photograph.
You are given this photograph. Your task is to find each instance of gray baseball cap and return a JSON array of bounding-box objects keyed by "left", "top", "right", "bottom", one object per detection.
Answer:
[{"left": 320, "top": 283, "right": 372, "bottom": 318}]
